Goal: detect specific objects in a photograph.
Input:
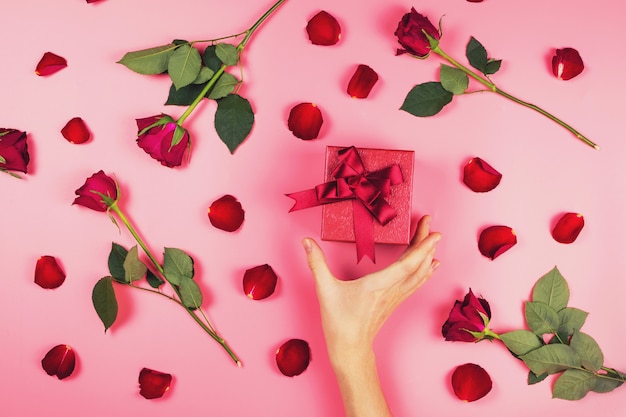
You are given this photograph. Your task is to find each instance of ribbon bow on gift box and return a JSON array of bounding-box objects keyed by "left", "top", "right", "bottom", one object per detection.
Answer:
[{"left": 286, "top": 146, "right": 404, "bottom": 262}]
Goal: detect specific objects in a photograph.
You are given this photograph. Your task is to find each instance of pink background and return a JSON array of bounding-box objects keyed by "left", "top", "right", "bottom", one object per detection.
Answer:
[{"left": 1, "top": 0, "right": 625, "bottom": 415}]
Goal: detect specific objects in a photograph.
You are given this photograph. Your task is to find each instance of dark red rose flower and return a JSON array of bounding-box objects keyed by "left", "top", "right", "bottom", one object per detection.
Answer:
[
  {"left": 41, "top": 344, "right": 76, "bottom": 380},
  {"left": 0, "top": 128, "right": 30, "bottom": 174},
  {"left": 306, "top": 11, "right": 341, "bottom": 46},
  {"left": 552, "top": 47, "right": 584, "bottom": 80},
  {"left": 463, "top": 157, "right": 502, "bottom": 192},
  {"left": 552, "top": 212, "right": 584, "bottom": 244},
  {"left": 478, "top": 225, "right": 517, "bottom": 260},
  {"left": 451, "top": 363, "right": 492, "bottom": 402},
  {"left": 394, "top": 8, "right": 440, "bottom": 57},
  {"left": 138, "top": 368, "right": 172, "bottom": 399},
  {"left": 347, "top": 64, "right": 379, "bottom": 99},
  {"left": 243, "top": 264, "right": 278, "bottom": 300},
  {"left": 35, "top": 256, "right": 66, "bottom": 289},
  {"left": 73, "top": 170, "right": 118, "bottom": 212},
  {"left": 208, "top": 194, "right": 245, "bottom": 232},
  {"left": 35, "top": 52, "right": 67, "bottom": 76},
  {"left": 276, "top": 339, "right": 311, "bottom": 377},
  {"left": 61, "top": 117, "right": 91, "bottom": 144},
  {"left": 287, "top": 103, "right": 323, "bottom": 140},
  {"left": 136, "top": 114, "right": 189, "bottom": 168},
  {"left": 442, "top": 289, "right": 492, "bottom": 342}
]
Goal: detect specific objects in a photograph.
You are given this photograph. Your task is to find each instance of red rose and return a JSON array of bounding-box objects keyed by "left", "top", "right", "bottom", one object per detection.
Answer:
[
  {"left": 0, "top": 128, "right": 30, "bottom": 174},
  {"left": 73, "top": 170, "right": 118, "bottom": 212},
  {"left": 136, "top": 114, "right": 190, "bottom": 168},
  {"left": 394, "top": 8, "right": 440, "bottom": 57},
  {"left": 442, "top": 289, "right": 492, "bottom": 342}
]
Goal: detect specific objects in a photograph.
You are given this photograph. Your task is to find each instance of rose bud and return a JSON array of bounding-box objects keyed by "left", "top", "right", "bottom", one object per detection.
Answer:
[
  {"left": 287, "top": 103, "right": 323, "bottom": 140},
  {"left": 41, "top": 344, "right": 76, "bottom": 380},
  {"left": 61, "top": 117, "right": 91, "bottom": 144},
  {"left": 306, "top": 11, "right": 341, "bottom": 46},
  {"left": 276, "top": 339, "right": 311, "bottom": 377},
  {"left": 462, "top": 157, "right": 502, "bottom": 192},
  {"left": 451, "top": 363, "right": 492, "bottom": 402},
  {"left": 478, "top": 225, "right": 517, "bottom": 260},
  {"left": 208, "top": 194, "right": 245, "bottom": 232},
  {"left": 73, "top": 170, "right": 118, "bottom": 212},
  {"left": 552, "top": 47, "right": 584, "bottom": 80},
  {"left": 136, "top": 114, "right": 190, "bottom": 168},
  {"left": 442, "top": 289, "right": 493, "bottom": 342},
  {"left": 35, "top": 52, "right": 67, "bottom": 76},
  {"left": 552, "top": 212, "right": 584, "bottom": 244},
  {"left": 394, "top": 8, "right": 441, "bottom": 57},
  {"left": 347, "top": 64, "right": 379, "bottom": 99},
  {"left": 138, "top": 368, "right": 172, "bottom": 399},
  {"left": 0, "top": 128, "right": 30, "bottom": 174},
  {"left": 34, "top": 255, "right": 66, "bottom": 289},
  {"left": 243, "top": 264, "right": 278, "bottom": 300}
]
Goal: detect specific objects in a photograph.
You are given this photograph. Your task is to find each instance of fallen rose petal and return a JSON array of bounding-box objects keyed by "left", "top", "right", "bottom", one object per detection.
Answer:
[
  {"left": 35, "top": 255, "right": 66, "bottom": 289},
  {"left": 287, "top": 103, "right": 323, "bottom": 140},
  {"left": 552, "top": 47, "right": 584, "bottom": 80},
  {"left": 276, "top": 339, "right": 310, "bottom": 377},
  {"left": 478, "top": 225, "right": 517, "bottom": 260},
  {"left": 138, "top": 368, "right": 172, "bottom": 399},
  {"left": 61, "top": 117, "right": 91, "bottom": 144},
  {"left": 347, "top": 64, "right": 379, "bottom": 99},
  {"left": 208, "top": 194, "right": 245, "bottom": 232},
  {"left": 41, "top": 344, "right": 76, "bottom": 380},
  {"left": 451, "top": 363, "right": 492, "bottom": 402},
  {"left": 35, "top": 52, "right": 67, "bottom": 76},
  {"left": 243, "top": 264, "right": 277, "bottom": 300},
  {"left": 463, "top": 157, "right": 502, "bottom": 192},
  {"left": 552, "top": 212, "right": 584, "bottom": 244},
  {"left": 306, "top": 11, "right": 341, "bottom": 46}
]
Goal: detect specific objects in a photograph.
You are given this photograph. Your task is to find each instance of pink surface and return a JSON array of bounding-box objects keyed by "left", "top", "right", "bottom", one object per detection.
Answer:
[{"left": 1, "top": 0, "right": 625, "bottom": 416}]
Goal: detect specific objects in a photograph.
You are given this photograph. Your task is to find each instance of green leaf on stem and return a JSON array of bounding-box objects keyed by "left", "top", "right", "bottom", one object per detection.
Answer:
[
  {"left": 193, "top": 66, "right": 215, "bottom": 85},
  {"left": 117, "top": 43, "right": 178, "bottom": 75},
  {"left": 123, "top": 246, "right": 147, "bottom": 283},
  {"left": 552, "top": 369, "right": 596, "bottom": 400},
  {"left": 592, "top": 369, "right": 625, "bottom": 393},
  {"left": 165, "top": 83, "right": 206, "bottom": 106},
  {"left": 532, "top": 266, "right": 569, "bottom": 311},
  {"left": 108, "top": 242, "right": 128, "bottom": 283},
  {"left": 400, "top": 82, "right": 453, "bottom": 117},
  {"left": 163, "top": 247, "right": 194, "bottom": 286},
  {"left": 439, "top": 64, "right": 468, "bottom": 95},
  {"left": 557, "top": 307, "right": 588, "bottom": 336},
  {"left": 168, "top": 44, "right": 203, "bottom": 90},
  {"left": 215, "top": 43, "right": 239, "bottom": 66},
  {"left": 146, "top": 269, "right": 165, "bottom": 289},
  {"left": 570, "top": 330, "right": 604, "bottom": 372},
  {"left": 203, "top": 45, "right": 222, "bottom": 71},
  {"left": 528, "top": 371, "right": 548, "bottom": 385},
  {"left": 525, "top": 301, "right": 560, "bottom": 336},
  {"left": 500, "top": 330, "right": 543, "bottom": 356},
  {"left": 207, "top": 73, "right": 240, "bottom": 100},
  {"left": 92, "top": 277, "right": 118, "bottom": 333},
  {"left": 178, "top": 277, "right": 203, "bottom": 310},
  {"left": 215, "top": 94, "right": 254, "bottom": 154},
  {"left": 520, "top": 344, "right": 581, "bottom": 375},
  {"left": 466, "top": 37, "right": 502, "bottom": 76}
]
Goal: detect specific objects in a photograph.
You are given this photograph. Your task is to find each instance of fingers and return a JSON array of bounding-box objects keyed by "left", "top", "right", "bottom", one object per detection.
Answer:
[
  {"left": 411, "top": 215, "right": 432, "bottom": 246},
  {"left": 390, "top": 230, "right": 442, "bottom": 283},
  {"left": 302, "top": 238, "right": 334, "bottom": 286}
]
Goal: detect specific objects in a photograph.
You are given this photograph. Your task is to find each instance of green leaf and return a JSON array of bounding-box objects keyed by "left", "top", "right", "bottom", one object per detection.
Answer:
[
  {"left": 552, "top": 369, "right": 595, "bottom": 400},
  {"left": 525, "top": 301, "right": 560, "bottom": 336},
  {"left": 592, "top": 371, "right": 625, "bottom": 393},
  {"left": 532, "top": 266, "right": 570, "bottom": 311},
  {"left": 520, "top": 344, "right": 581, "bottom": 375},
  {"left": 117, "top": 43, "right": 178, "bottom": 75},
  {"left": 484, "top": 59, "right": 502, "bottom": 75},
  {"left": 0, "top": 155, "right": 6, "bottom": 164},
  {"left": 146, "top": 269, "right": 165, "bottom": 289},
  {"left": 215, "top": 43, "right": 239, "bottom": 66},
  {"left": 165, "top": 82, "right": 206, "bottom": 106},
  {"left": 193, "top": 66, "right": 215, "bottom": 84},
  {"left": 203, "top": 45, "right": 223, "bottom": 71},
  {"left": 123, "top": 246, "right": 147, "bottom": 283},
  {"left": 92, "top": 277, "right": 118, "bottom": 333},
  {"left": 465, "top": 37, "right": 502, "bottom": 76},
  {"left": 500, "top": 330, "right": 543, "bottom": 356},
  {"left": 400, "top": 82, "right": 453, "bottom": 117},
  {"left": 178, "top": 278, "right": 203, "bottom": 310},
  {"left": 168, "top": 44, "right": 202, "bottom": 90},
  {"left": 163, "top": 247, "right": 194, "bottom": 286},
  {"left": 207, "top": 73, "right": 239, "bottom": 100},
  {"left": 108, "top": 243, "right": 128, "bottom": 283},
  {"left": 439, "top": 64, "right": 468, "bottom": 95},
  {"left": 215, "top": 94, "right": 254, "bottom": 154},
  {"left": 528, "top": 371, "right": 548, "bottom": 385},
  {"left": 570, "top": 330, "right": 604, "bottom": 372},
  {"left": 557, "top": 307, "right": 588, "bottom": 336}
]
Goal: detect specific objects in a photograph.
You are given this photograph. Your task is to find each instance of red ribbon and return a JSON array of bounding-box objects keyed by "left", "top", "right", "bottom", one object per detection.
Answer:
[{"left": 287, "top": 146, "right": 404, "bottom": 262}]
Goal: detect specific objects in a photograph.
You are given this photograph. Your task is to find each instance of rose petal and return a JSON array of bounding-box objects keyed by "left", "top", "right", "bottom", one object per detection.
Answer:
[
  {"left": 35, "top": 52, "right": 67, "bottom": 76},
  {"left": 451, "top": 363, "right": 492, "bottom": 402},
  {"left": 138, "top": 368, "right": 172, "bottom": 399},
  {"left": 208, "top": 195, "right": 245, "bottom": 232},
  {"left": 41, "top": 344, "right": 76, "bottom": 380},
  {"left": 61, "top": 117, "right": 91, "bottom": 144},
  {"left": 243, "top": 264, "right": 277, "bottom": 300},
  {"left": 306, "top": 11, "right": 341, "bottom": 46},
  {"left": 552, "top": 47, "right": 584, "bottom": 80},
  {"left": 347, "top": 64, "right": 379, "bottom": 99},
  {"left": 463, "top": 157, "right": 502, "bottom": 192},
  {"left": 552, "top": 212, "right": 584, "bottom": 244},
  {"left": 0, "top": 128, "right": 30, "bottom": 173},
  {"left": 34, "top": 255, "right": 66, "bottom": 289},
  {"left": 478, "top": 225, "right": 517, "bottom": 260},
  {"left": 287, "top": 103, "right": 323, "bottom": 140},
  {"left": 276, "top": 339, "right": 311, "bottom": 377}
]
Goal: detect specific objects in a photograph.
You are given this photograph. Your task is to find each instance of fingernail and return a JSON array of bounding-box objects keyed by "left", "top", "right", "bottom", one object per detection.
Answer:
[
  {"left": 432, "top": 260, "right": 441, "bottom": 270},
  {"left": 302, "top": 238, "right": 313, "bottom": 254}
]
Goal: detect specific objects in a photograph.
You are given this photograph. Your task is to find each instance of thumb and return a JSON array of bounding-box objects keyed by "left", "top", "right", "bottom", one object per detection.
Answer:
[{"left": 302, "top": 238, "right": 334, "bottom": 285}]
